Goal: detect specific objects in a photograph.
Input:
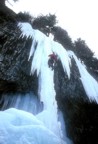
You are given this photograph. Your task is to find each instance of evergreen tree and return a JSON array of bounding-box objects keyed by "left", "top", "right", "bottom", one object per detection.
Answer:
[
  {"left": 32, "top": 14, "right": 57, "bottom": 36},
  {"left": 17, "top": 12, "right": 34, "bottom": 23},
  {"left": 74, "top": 38, "right": 94, "bottom": 59},
  {"left": 51, "top": 26, "right": 74, "bottom": 50},
  {"left": 74, "top": 38, "right": 98, "bottom": 75}
]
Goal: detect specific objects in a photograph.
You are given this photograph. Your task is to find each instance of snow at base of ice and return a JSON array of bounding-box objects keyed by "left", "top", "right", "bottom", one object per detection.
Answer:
[{"left": 0, "top": 108, "right": 67, "bottom": 144}]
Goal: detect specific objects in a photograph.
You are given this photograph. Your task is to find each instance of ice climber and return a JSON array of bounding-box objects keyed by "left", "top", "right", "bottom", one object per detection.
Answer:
[{"left": 48, "top": 52, "right": 58, "bottom": 70}]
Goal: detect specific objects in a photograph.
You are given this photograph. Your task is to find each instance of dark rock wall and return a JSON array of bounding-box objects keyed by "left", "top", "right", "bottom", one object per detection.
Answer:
[
  {"left": 54, "top": 57, "right": 88, "bottom": 100},
  {"left": 54, "top": 58, "right": 98, "bottom": 144},
  {"left": 0, "top": 13, "right": 38, "bottom": 94}
]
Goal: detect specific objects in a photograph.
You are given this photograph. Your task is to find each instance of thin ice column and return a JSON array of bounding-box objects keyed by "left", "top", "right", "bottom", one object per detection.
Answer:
[{"left": 37, "top": 38, "right": 63, "bottom": 138}]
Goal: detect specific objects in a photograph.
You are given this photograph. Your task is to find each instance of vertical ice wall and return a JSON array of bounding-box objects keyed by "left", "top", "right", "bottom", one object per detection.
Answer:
[{"left": 19, "top": 22, "right": 71, "bottom": 142}]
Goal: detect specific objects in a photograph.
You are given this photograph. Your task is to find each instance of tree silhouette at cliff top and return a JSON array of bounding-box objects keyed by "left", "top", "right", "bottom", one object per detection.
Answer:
[
  {"left": 32, "top": 14, "right": 57, "bottom": 36},
  {"left": 74, "top": 38, "right": 98, "bottom": 75},
  {"left": 51, "top": 26, "right": 74, "bottom": 50},
  {"left": 17, "top": 12, "right": 34, "bottom": 23},
  {"left": 74, "top": 38, "right": 94, "bottom": 59}
]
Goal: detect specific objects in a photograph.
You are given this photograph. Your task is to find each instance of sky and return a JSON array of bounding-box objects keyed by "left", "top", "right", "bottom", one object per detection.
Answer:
[{"left": 7, "top": 0, "right": 98, "bottom": 57}]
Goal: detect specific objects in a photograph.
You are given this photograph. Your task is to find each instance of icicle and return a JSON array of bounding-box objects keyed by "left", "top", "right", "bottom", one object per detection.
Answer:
[
  {"left": 51, "top": 41, "right": 71, "bottom": 78},
  {"left": 18, "top": 22, "right": 34, "bottom": 37},
  {"left": 68, "top": 51, "right": 98, "bottom": 103},
  {"left": 1, "top": 93, "right": 43, "bottom": 115}
]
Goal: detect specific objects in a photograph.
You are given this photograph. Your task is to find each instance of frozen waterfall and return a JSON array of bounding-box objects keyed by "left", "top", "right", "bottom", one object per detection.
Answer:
[
  {"left": 0, "top": 22, "right": 71, "bottom": 144},
  {"left": 0, "top": 22, "right": 98, "bottom": 144}
]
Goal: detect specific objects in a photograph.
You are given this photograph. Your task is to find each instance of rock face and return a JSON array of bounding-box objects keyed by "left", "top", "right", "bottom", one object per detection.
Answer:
[
  {"left": 0, "top": 5, "right": 38, "bottom": 94},
  {"left": 0, "top": 5, "right": 98, "bottom": 144},
  {"left": 54, "top": 59, "right": 88, "bottom": 100},
  {"left": 0, "top": 22, "right": 38, "bottom": 93},
  {"left": 54, "top": 60, "right": 98, "bottom": 144}
]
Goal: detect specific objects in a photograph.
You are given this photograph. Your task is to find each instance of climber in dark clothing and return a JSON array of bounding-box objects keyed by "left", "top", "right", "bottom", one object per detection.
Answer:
[{"left": 48, "top": 52, "right": 58, "bottom": 70}]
